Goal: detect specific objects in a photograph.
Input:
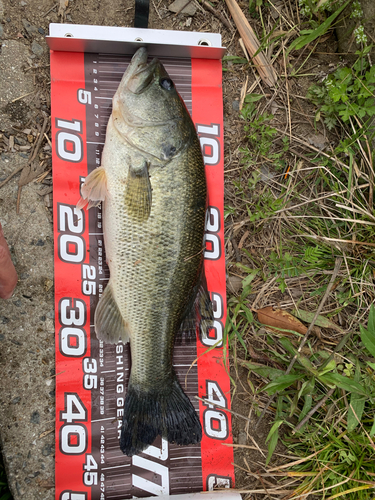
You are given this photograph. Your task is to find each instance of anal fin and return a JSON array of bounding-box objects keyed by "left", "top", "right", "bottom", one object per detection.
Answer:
[
  {"left": 125, "top": 161, "right": 152, "bottom": 222},
  {"left": 95, "top": 282, "right": 130, "bottom": 344},
  {"left": 77, "top": 166, "right": 108, "bottom": 210}
]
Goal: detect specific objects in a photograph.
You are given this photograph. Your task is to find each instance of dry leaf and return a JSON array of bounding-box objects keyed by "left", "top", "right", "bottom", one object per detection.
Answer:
[{"left": 256, "top": 306, "right": 307, "bottom": 336}]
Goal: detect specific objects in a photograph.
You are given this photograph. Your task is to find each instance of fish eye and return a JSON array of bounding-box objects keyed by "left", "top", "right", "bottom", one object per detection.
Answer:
[{"left": 160, "top": 78, "right": 174, "bottom": 90}]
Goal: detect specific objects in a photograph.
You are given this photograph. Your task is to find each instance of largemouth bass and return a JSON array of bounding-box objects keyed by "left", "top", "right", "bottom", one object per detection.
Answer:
[{"left": 78, "top": 48, "right": 212, "bottom": 456}]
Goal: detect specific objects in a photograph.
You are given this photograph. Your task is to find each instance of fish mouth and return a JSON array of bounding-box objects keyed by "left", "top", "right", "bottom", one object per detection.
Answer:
[{"left": 124, "top": 47, "right": 158, "bottom": 94}]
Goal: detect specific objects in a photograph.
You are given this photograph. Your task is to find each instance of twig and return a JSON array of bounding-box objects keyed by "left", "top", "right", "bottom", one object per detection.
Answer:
[
  {"left": 16, "top": 114, "right": 49, "bottom": 214},
  {"left": 151, "top": 0, "right": 162, "bottom": 19},
  {"left": 255, "top": 257, "right": 343, "bottom": 429},
  {"left": 0, "top": 166, "right": 25, "bottom": 189},
  {"left": 28, "top": 114, "right": 49, "bottom": 165},
  {"left": 295, "top": 234, "right": 375, "bottom": 249},
  {"left": 282, "top": 43, "right": 292, "bottom": 142},
  {"left": 11, "top": 91, "right": 36, "bottom": 103},
  {"left": 196, "top": 395, "right": 254, "bottom": 424},
  {"left": 293, "top": 387, "right": 335, "bottom": 434},
  {"left": 16, "top": 186, "right": 22, "bottom": 214},
  {"left": 199, "top": 0, "right": 233, "bottom": 31},
  {"left": 43, "top": 2, "right": 58, "bottom": 16}
]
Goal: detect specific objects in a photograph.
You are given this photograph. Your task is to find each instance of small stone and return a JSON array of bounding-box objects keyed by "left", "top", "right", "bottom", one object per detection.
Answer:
[
  {"left": 31, "top": 41, "right": 43, "bottom": 57},
  {"left": 227, "top": 275, "right": 242, "bottom": 294},
  {"left": 38, "top": 27, "right": 44, "bottom": 35},
  {"left": 308, "top": 133, "right": 327, "bottom": 151},
  {"left": 0, "top": 334, "right": 4, "bottom": 341},
  {"left": 169, "top": 0, "right": 197, "bottom": 16},
  {"left": 22, "top": 18, "right": 37, "bottom": 34},
  {"left": 232, "top": 100, "right": 240, "bottom": 111},
  {"left": 12, "top": 397, "right": 21, "bottom": 404},
  {"left": 30, "top": 410, "right": 40, "bottom": 424},
  {"left": 0, "top": 25, "right": 3, "bottom": 38},
  {"left": 46, "top": 309, "right": 54, "bottom": 319},
  {"left": 1, "top": 316, "right": 9, "bottom": 324},
  {"left": 35, "top": 239, "right": 45, "bottom": 246},
  {"left": 185, "top": 17, "right": 192, "bottom": 27},
  {"left": 20, "top": 0, "right": 27, "bottom": 5},
  {"left": 6, "top": 17, "right": 10, "bottom": 22},
  {"left": 238, "top": 431, "right": 247, "bottom": 445},
  {"left": 42, "top": 444, "right": 53, "bottom": 456}
]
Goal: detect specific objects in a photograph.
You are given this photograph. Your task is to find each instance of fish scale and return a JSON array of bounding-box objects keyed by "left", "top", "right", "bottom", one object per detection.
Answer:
[{"left": 106, "top": 144, "right": 206, "bottom": 387}]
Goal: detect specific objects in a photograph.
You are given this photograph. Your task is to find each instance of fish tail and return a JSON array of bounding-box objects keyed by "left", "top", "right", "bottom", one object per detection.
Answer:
[{"left": 120, "top": 375, "right": 202, "bottom": 456}]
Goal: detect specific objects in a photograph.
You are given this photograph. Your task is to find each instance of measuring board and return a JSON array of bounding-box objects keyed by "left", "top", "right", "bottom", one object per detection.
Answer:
[{"left": 50, "top": 35, "right": 234, "bottom": 500}]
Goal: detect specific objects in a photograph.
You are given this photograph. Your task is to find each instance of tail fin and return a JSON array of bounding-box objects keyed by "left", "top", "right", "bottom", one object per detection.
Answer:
[{"left": 120, "top": 375, "right": 202, "bottom": 456}]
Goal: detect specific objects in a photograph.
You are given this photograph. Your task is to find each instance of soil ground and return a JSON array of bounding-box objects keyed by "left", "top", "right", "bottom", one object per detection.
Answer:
[{"left": 0, "top": 0, "right": 349, "bottom": 498}]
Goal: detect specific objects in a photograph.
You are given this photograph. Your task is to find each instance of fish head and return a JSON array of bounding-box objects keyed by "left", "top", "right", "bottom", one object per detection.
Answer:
[{"left": 112, "top": 47, "right": 193, "bottom": 162}]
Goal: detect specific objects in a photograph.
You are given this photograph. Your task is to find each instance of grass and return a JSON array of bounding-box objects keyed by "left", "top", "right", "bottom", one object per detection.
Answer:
[{"left": 224, "top": 0, "right": 375, "bottom": 497}]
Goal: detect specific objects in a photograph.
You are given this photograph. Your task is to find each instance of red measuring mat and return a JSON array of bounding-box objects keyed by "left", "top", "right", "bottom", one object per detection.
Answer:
[{"left": 51, "top": 50, "right": 234, "bottom": 500}]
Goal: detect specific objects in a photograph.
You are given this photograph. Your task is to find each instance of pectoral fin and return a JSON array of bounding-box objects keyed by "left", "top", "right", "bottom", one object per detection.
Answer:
[
  {"left": 125, "top": 161, "right": 152, "bottom": 222},
  {"left": 95, "top": 282, "right": 130, "bottom": 344},
  {"left": 77, "top": 166, "right": 108, "bottom": 210}
]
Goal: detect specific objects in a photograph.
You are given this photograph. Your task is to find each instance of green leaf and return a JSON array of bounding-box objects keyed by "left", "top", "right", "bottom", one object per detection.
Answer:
[
  {"left": 292, "top": 308, "right": 343, "bottom": 333},
  {"left": 318, "top": 359, "right": 336, "bottom": 376},
  {"left": 319, "top": 373, "right": 367, "bottom": 395},
  {"left": 244, "top": 93, "right": 264, "bottom": 103},
  {"left": 368, "top": 304, "right": 375, "bottom": 336},
  {"left": 370, "top": 418, "right": 375, "bottom": 438},
  {"left": 241, "top": 304, "right": 254, "bottom": 325},
  {"left": 241, "top": 269, "right": 259, "bottom": 288},
  {"left": 347, "top": 363, "right": 366, "bottom": 432},
  {"left": 287, "top": 0, "right": 350, "bottom": 55},
  {"left": 243, "top": 361, "right": 284, "bottom": 380},
  {"left": 223, "top": 55, "right": 248, "bottom": 64},
  {"left": 366, "top": 361, "right": 375, "bottom": 370},
  {"left": 265, "top": 420, "right": 283, "bottom": 465},
  {"left": 263, "top": 374, "right": 302, "bottom": 395},
  {"left": 360, "top": 323, "right": 375, "bottom": 359},
  {"left": 297, "top": 355, "right": 319, "bottom": 376},
  {"left": 298, "top": 394, "right": 312, "bottom": 425}
]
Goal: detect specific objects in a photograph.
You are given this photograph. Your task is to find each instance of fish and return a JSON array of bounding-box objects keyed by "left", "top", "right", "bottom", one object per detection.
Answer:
[{"left": 77, "top": 47, "right": 212, "bottom": 456}]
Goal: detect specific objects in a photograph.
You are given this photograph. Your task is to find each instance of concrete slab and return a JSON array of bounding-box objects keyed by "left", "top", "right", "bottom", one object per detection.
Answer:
[
  {"left": 0, "top": 155, "right": 54, "bottom": 499},
  {"left": 0, "top": 40, "right": 35, "bottom": 132}
]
